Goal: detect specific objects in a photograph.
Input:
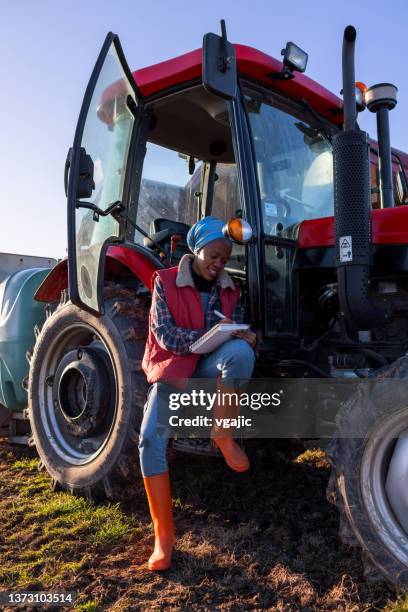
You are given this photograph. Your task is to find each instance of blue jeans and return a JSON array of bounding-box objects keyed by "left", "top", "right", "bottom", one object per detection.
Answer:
[{"left": 139, "top": 339, "right": 255, "bottom": 477}]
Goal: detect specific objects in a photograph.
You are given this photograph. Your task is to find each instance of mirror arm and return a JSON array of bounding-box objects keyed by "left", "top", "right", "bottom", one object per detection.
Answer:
[
  {"left": 76, "top": 199, "right": 124, "bottom": 221},
  {"left": 76, "top": 200, "right": 169, "bottom": 258},
  {"left": 300, "top": 98, "right": 332, "bottom": 146},
  {"left": 220, "top": 19, "right": 230, "bottom": 73}
]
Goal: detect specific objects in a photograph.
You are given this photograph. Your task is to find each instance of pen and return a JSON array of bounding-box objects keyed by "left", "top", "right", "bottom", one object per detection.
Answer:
[{"left": 214, "top": 310, "right": 227, "bottom": 319}]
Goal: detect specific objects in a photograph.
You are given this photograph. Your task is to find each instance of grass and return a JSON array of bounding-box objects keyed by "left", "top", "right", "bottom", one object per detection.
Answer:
[
  {"left": 384, "top": 595, "right": 408, "bottom": 612},
  {"left": 293, "top": 446, "right": 330, "bottom": 468},
  {"left": 0, "top": 441, "right": 406, "bottom": 611},
  {"left": 0, "top": 445, "right": 144, "bottom": 610},
  {"left": 11, "top": 457, "right": 40, "bottom": 471},
  {"left": 73, "top": 599, "right": 103, "bottom": 612},
  {"left": 21, "top": 494, "right": 136, "bottom": 545}
]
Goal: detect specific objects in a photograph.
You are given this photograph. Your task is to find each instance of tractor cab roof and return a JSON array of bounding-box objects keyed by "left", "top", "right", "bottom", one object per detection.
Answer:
[
  {"left": 132, "top": 44, "right": 344, "bottom": 125},
  {"left": 98, "top": 42, "right": 408, "bottom": 167}
]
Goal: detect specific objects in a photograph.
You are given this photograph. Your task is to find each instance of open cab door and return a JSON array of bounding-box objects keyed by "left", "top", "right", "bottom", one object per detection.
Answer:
[{"left": 67, "top": 33, "right": 142, "bottom": 313}]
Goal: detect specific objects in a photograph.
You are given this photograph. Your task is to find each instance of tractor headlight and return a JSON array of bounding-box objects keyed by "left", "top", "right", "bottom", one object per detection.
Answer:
[{"left": 281, "top": 42, "right": 308, "bottom": 74}]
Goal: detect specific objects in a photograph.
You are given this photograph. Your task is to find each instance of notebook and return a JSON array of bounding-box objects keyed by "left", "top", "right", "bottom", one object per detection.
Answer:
[{"left": 190, "top": 323, "right": 250, "bottom": 354}]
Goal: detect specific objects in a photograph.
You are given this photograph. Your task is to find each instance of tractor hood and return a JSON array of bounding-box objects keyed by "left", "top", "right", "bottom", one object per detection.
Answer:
[{"left": 299, "top": 207, "right": 408, "bottom": 249}]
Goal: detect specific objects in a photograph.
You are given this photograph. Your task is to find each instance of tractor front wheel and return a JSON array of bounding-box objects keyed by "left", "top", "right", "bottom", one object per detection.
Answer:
[
  {"left": 328, "top": 356, "right": 408, "bottom": 591},
  {"left": 28, "top": 284, "right": 149, "bottom": 501}
]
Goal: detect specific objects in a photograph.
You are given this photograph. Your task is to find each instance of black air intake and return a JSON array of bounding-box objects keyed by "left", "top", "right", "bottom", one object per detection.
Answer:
[{"left": 334, "top": 26, "right": 387, "bottom": 329}]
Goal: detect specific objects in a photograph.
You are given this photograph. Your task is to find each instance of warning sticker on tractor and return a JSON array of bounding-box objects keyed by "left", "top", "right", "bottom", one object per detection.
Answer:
[{"left": 339, "top": 236, "right": 352, "bottom": 262}]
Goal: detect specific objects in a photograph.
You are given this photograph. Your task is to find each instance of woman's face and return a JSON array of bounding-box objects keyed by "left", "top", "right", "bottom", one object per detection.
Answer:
[{"left": 192, "top": 239, "right": 232, "bottom": 281}]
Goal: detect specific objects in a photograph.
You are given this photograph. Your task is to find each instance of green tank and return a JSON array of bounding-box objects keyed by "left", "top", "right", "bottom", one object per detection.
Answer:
[{"left": 0, "top": 268, "right": 51, "bottom": 412}]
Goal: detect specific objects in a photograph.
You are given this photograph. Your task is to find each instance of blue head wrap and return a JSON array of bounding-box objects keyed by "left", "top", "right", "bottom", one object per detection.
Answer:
[{"left": 187, "top": 216, "right": 231, "bottom": 254}]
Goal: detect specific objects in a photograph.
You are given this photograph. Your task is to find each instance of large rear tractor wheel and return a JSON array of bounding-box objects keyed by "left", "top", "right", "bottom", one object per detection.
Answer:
[
  {"left": 327, "top": 356, "right": 408, "bottom": 591},
  {"left": 27, "top": 283, "right": 150, "bottom": 501}
]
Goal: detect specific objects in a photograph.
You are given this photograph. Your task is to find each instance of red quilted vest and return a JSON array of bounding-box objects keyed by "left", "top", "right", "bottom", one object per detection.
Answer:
[{"left": 142, "top": 266, "right": 240, "bottom": 383}]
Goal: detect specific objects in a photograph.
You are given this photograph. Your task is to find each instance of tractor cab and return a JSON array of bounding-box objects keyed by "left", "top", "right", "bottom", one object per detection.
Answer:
[{"left": 65, "top": 26, "right": 343, "bottom": 346}]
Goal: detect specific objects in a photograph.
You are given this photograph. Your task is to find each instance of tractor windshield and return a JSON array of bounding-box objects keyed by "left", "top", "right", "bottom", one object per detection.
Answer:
[{"left": 243, "top": 86, "right": 335, "bottom": 236}]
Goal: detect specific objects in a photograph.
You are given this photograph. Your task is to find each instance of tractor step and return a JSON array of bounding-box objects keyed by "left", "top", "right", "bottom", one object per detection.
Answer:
[
  {"left": 172, "top": 438, "right": 222, "bottom": 457},
  {"left": 0, "top": 407, "right": 31, "bottom": 445},
  {"left": 0, "top": 403, "right": 11, "bottom": 428},
  {"left": 7, "top": 434, "right": 30, "bottom": 445}
]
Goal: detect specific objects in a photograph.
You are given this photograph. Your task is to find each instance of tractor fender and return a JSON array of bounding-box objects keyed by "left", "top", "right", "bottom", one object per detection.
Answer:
[{"left": 35, "top": 244, "right": 163, "bottom": 303}]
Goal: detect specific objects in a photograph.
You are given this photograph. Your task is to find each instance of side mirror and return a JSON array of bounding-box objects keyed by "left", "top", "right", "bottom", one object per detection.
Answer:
[
  {"left": 65, "top": 147, "right": 95, "bottom": 199},
  {"left": 202, "top": 20, "right": 237, "bottom": 100}
]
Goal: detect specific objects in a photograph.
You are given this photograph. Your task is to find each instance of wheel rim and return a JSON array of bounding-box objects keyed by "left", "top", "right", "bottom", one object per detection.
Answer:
[
  {"left": 36, "top": 322, "right": 118, "bottom": 465},
  {"left": 360, "top": 408, "right": 408, "bottom": 566}
]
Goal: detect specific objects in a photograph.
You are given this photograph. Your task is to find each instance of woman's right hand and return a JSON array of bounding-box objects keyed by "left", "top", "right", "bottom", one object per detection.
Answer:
[{"left": 219, "top": 318, "right": 233, "bottom": 324}]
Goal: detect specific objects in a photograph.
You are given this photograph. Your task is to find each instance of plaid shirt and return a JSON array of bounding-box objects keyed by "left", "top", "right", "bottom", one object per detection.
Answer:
[{"left": 151, "top": 275, "right": 244, "bottom": 355}]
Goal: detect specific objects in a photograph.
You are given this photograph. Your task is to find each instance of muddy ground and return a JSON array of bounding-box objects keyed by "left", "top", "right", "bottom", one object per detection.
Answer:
[{"left": 0, "top": 440, "right": 403, "bottom": 611}]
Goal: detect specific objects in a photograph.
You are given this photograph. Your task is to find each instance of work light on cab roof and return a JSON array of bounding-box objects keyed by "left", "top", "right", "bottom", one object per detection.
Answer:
[{"left": 279, "top": 41, "right": 308, "bottom": 79}]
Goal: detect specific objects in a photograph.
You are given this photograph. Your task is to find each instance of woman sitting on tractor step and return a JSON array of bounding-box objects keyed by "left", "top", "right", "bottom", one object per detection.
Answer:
[{"left": 140, "top": 215, "right": 256, "bottom": 571}]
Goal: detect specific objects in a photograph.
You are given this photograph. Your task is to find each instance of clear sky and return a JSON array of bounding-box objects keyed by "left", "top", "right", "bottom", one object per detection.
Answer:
[{"left": 1, "top": 0, "right": 407, "bottom": 258}]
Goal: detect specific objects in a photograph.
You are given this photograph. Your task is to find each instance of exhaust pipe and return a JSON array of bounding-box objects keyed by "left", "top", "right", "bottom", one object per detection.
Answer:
[
  {"left": 342, "top": 26, "right": 357, "bottom": 131},
  {"left": 333, "top": 26, "right": 387, "bottom": 329}
]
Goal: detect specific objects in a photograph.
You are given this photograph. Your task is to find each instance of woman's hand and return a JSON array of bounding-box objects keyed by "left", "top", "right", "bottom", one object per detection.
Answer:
[{"left": 232, "top": 328, "right": 257, "bottom": 348}]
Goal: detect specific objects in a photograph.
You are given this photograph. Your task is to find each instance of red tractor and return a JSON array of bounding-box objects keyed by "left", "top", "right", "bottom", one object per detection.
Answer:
[{"left": 18, "top": 23, "right": 408, "bottom": 588}]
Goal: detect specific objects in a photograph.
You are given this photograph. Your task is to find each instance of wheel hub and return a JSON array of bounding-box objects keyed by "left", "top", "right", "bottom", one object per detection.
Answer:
[{"left": 52, "top": 347, "right": 114, "bottom": 437}]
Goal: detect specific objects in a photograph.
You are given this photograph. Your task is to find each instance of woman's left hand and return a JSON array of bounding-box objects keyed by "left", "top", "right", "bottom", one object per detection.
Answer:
[{"left": 232, "top": 328, "right": 257, "bottom": 348}]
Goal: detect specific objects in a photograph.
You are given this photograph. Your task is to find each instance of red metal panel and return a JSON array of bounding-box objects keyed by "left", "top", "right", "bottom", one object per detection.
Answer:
[
  {"left": 298, "top": 216, "right": 335, "bottom": 248},
  {"left": 371, "top": 208, "right": 408, "bottom": 244},
  {"left": 298, "top": 207, "right": 408, "bottom": 249},
  {"left": 107, "top": 245, "right": 158, "bottom": 290},
  {"left": 234, "top": 45, "right": 343, "bottom": 124},
  {"left": 133, "top": 48, "right": 203, "bottom": 97},
  {"left": 133, "top": 45, "right": 343, "bottom": 124},
  {"left": 34, "top": 258, "right": 69, "bottom": 302},
  {"left": 99, "top": 43, "right": 408, "bottom": 163},
  {"left": 35, "top": 246, "right": 159, "bottom": 302},
  {"left": 98, "top": 44, "right": 344, "bottom": 125}
]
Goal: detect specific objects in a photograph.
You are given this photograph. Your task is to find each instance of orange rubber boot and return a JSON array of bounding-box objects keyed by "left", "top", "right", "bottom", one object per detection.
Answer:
[
  {"left": 211, "top": 382, "right": 250, "bottom": 473},
  {"left": 212, "top": 436, "right": 250, "bottom": 472},
  {"left": 143, "top": 472, "right": 175, "bottom": 571}
]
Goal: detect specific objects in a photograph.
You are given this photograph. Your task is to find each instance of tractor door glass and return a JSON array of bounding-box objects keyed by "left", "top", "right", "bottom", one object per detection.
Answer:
[
  {"left": 212, "top": 163, "right": 245, "bottom": 272},
  {"left": 243, "top": 87, "right": 334, "bottom": 237},
  {"left": 136, "top": 142, "right": 203, "bottom": 240},
  {"left": 71, "top": 37, "right": 138, "bottom": 312},
  {"left": 264, "top": 246, "right": 297, "bottom": 334}
]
